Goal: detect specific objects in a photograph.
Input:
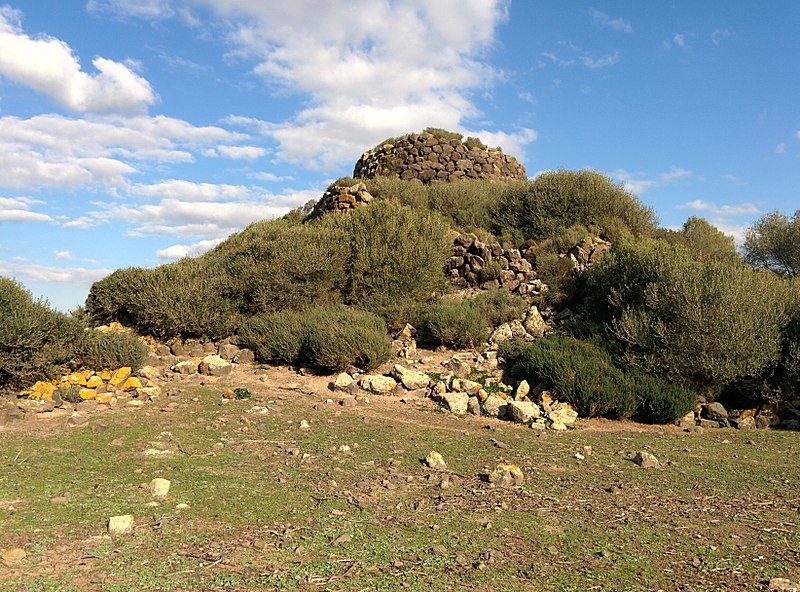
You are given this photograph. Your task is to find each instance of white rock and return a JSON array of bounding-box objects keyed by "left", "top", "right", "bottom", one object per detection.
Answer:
[
  {"left": 149, "top": 478, "right": 171, "bottom": 499},
  {"left": 360, "top": 374, "right": 397, "bottom": 393},
  {"left": 108, "top": 514, "right": 134, "bottom": 535},
  {"left": 425, "top": 451, "right": 447, "bottom": 471},
  {"left": 482, "top": 394, "right": 508, "bottom": 418},
  {"left": 441, "top": 392, "right": 469, "bottom": 415},
  {"left": 392, "top": 364, "right": 430, "bottom": 390},
  {"left": 506, "top": 400, "right": 541, "bottom": 424}
]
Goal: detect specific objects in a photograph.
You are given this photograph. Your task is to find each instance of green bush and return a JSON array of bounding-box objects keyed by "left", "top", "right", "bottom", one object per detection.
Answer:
[
  {"left": 744, "top": 209, "right": 800, "bottom": 276},
  {"left": 0, "top": 278, "right": 81, "bottom": 389},
  {"left": 424, "top": 300, "right": 489, "bottom": 349},
  {"left": 471, "top": 289, "right": 527, "bottom": 328},
  {"left": 344, "top": 200, "right": 452, "bottom": 309},
  {"left": 590, "top": 238, "right": 790, "bottom": 396},
  {"left": 303, "top": 305, "right": 391, "bottom": 372},
  {"left": 239, "top": 310, "right": 308, "bottom": 364},
  {"left": 658, "top": 216, "right": 741, "bottom": 265},
  {"left": 500, "top": 337, "right": 637, "bottom": 419},
  {"left": 76, "top": 330, "right": 148, "bottom": 372},
  {"left": 629, "top": 371, "right": 697, "bottom": 424},
  {"left": 492, "top": 169, "right": 657, "bottom": 242},
  {"left": 239, "top": 305, "right": 390, "bottom": 372}
]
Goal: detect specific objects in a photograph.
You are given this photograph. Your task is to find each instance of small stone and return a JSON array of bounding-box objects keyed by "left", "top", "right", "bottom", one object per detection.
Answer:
[
  {"left": 633, "top": 451, "right": 661, "bottom": 469},
  {"left": 246, "top": 406, "right": 269, "bottom": 415},
  {"left": 1, "top": 548, "right": 27, "bottom": 563},
  {"left": 425, "top": 451, "right": 447, "bottom": 471},
  {"left": 149, "top": 478, "right": 171, "bottom": 499},
  {"left": 67, "top": 412, "right": 88, "bottom": 428},
  {"left": 332, "top": 533, "right": 352, "bottom": 546},
  {"left": 175, "top": 503, "right": 190, "bottom": 510},
  {"left": 769, "top": 578, "right": 799, "bottom": 591},
  {"left": 487, "top": 463, "right": 524, "bottom": 488},
  {"left": 50, "top": 495, "right": 69, "bottom": 505},
  {"left": 338, "top": 445, "right": 351, "bottom": 453},
  {"left": 515, "top": 380, "right": 530, "bottom": 400},
  {"left": 171, "top": 359, "right": 198, "bottom": 375},
  {"left": 332, "top": 372, "right": 353, "bottom": 391},
  {"left": 108, "top": 514, "right": 134, "bottom": 535},
  {"left": 299, "top": 420, "right": 310, "bottom": 430}
]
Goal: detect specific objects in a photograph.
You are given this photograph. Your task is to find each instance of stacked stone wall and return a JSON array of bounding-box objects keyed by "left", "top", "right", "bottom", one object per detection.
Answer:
[{"left": 353, "top": 131, "right": 527, "bottom": 184}]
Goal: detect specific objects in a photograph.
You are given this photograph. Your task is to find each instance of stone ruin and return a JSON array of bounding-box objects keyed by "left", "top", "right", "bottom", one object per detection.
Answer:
[
  {"left": 353, "top": 130, "right": 527, "bottom": 184},
  {"left": 308, "top": 181, "right": 374, "bottom": 219}
]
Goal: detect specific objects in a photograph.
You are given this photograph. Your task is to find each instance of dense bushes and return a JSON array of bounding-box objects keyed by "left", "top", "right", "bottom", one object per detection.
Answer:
[
  {"left": 500, "top": 337, "right": 697, "bottom": 423},
  {"left": 492, "top": 169, "right": 658, "bottom": 242},
  {"left": 585, "top": 238, "right": 790, "bottom": 396},
  {"left": 1, "top": 277, "right": 147, "bottom": 388},
  {"left": 239, "top": 305, "right": 391, "bottom": 372}
]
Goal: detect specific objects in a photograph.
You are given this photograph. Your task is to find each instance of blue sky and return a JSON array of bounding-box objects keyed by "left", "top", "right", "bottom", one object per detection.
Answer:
[{"left": 0, "top": 1, "right": 798, "bottom": 312}]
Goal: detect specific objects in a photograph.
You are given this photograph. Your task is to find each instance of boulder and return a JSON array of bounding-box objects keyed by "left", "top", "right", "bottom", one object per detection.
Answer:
[
  {"left": 332, "top": 372, "right": 354, "bottom": 391},
  {"left": 487, "top": 463, "right": 524, "bottom": 488},
  {"left": 360, "top": 375, "right": 397, "bottom": 393},
  {"left": 703, "top": 402, "right": 728, "bottom": 421},
  {"left": 523, "top": 306, "right": 547, "bottom": 338},
  {"left": 441, "top": 392, "right": 469, "bottom": 415},
  {"left": 506, "top": 400, "right": 541, "bottom": 424},
  {"left": 198, "top": 355, "right": 232, "bottom": 377},
  {"left": 392, "top": 364, "right": 430, "bottom": 390},
  {"left": 633, "top": 451, "right": 661, "bottom": 469},
  {"left": 482, "top": 394, "right": 508, "bottom": 418}
]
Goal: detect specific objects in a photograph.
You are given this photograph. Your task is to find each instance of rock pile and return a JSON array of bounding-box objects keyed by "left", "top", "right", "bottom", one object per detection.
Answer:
[
  {"left": 308, "top": 181, "right": 375, "bottom": 218},
  {"left": 353, "top": 130, "right": 527, "bottom": 184},
  {"left": 448, "top": 232, "right": 546, "bottom": 296}
]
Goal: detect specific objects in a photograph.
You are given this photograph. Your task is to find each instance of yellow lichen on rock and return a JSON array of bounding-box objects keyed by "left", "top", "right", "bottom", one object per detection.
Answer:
[
  {"left": 79, "top": 388, "right": 97, "bottom": 400},
  {"left": 96, "top": 392, "right": 114, "bottom": 404},
  {"left": 86, "top": 375, "right": 104, "bottom": 389},
  {"left": 108, "top": 367, "right": 132, "bottom": 389},
  {"left": 120, "top": 377, "right": 143, "bottom": 391}
]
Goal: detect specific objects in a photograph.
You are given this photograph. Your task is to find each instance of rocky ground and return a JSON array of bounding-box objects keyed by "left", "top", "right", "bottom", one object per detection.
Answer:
[{"left": 1, "top": 339, "right": 799, "bottom": 591}]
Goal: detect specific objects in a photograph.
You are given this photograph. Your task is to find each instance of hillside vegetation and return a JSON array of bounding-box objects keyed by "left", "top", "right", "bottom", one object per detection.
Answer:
[{"left": 3, "top": 130, "right": 799, "bottom": 422}]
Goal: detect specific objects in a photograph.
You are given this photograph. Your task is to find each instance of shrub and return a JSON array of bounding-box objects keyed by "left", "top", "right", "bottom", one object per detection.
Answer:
[
  {"left": 744, "top": 209, "right": 800, "bottom": 276},
  {"left": 76, "top": 330, "right": 149, "bottom": 372},
  {"left": 303, "top": 305, "right": 391, "bottom": 372},
  {"left": 658, "top": 216, "right": 741, "bottom": 265},
  {"left": 591, "top": 238, "right": 790, "bottom": 396},
  {"left": 344, "top": 200, "right": 452, "bottom": 309},
  {"left": 239, "top": 305, "right": 391, "bottom": 372},
  {"left": 492, "top": 169, "right": 658, "bottom": 242},
  {"left": 629, "top": 371, "right": 697, "bottom": 424},
  {"left": 424, "top": 299, "right": 489, "bottom": 349},
  {"left": 471, "top": 289, "right": 527, "bottom": 327},
  {"left": 239, "top": 310, "right": 308, "bottom": 365},
  {"left": 0, "top": 278, "right": 81, "bottom": 389},
  {"left": 500, "top": 337, "right": 637, "bottom": 419}
]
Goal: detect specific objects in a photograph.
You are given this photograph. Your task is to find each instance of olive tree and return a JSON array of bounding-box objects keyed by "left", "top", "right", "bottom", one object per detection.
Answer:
[{"left": 744, "top": 210, "right": 800, "bottom": 276}]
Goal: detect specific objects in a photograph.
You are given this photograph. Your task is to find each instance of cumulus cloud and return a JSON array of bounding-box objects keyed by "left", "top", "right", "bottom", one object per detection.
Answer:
[
  {"left": 211, "top": 145, "right": 267, "bottom": 159},
  {"left": 105, "top": 0, "right": 525, "bottom": 171},
  {"left": 0, "top": 196, "right": 53, "bottom": 222},
  {"left": 53, "top": 250, "right": 73, "bottom": 260},
  {"left": 0, "top": 260, "right": 113, "bottom": 285},
  {"left": 129, "top": 180, "right": 254, "bottom": 201},
  {"left": 0, "top": 9, "right": 156, "bottom": 114},
  {"left": 0, "top": 114, "right": 252, "bottom": 190},
  {"left": 156, "top": 238, "right": 224, "bottom": 260},
  {"left": 589, "top": 9, "right": 632, "bottom": 33}
]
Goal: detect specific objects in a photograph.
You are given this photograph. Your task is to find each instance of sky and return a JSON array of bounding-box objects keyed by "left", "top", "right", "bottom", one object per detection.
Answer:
[{"left": 1, "top": 1, "right": 798, "bottom": 312}]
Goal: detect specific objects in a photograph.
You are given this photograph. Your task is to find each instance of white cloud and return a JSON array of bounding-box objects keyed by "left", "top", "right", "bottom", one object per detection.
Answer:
[
  {"left": 0, "top": 9, "right": 156, "bottom": 114},
  {"left": 672, "top": 33, "right": 687, "bottom": 49},
  {"left": 462, "top": 128, "right": 538, "bottom": 162},
  {"left": 252, "top": 172, "right": 293, "bottom": 182},
  {"left": 580, "top": 53, "right": 620, "bottom": 69},
  {"left": 106, "top": 0, "right": 517, "bottom": 171},
  {"left": 0, "top": 196, "right": 53, "bottom": 222},
  {"left": 612, "top": 166, "right": 693, "bottom": 195},
  {"left": 156, "top": 238, "right": 224, "bottom": 260},
  {"left": 0, "top": 113, "right": 250, "bottom": 190},
  {"left": 676, "top": 199, "right": 761, "bottom": 244},
  {"left": 776, "top": 143, "right": 787, "bottom": 155},
  {"left": 711, "top": 29, "right": 733, "bottom": 45},
  {"left": 53, "top": 250, "right": 73, "bottom": 260},
  {"left": 0, "top": 260, "right": 113, "bottom": 285},
  {"left": 589, "top": 9, "right": 632, "bottom": 33},
  {"left": 212, "top": 145, "right": 267, "bottom": 159},
  {"left": 129, "top": 180, "right": 254, "bottom": 201}
]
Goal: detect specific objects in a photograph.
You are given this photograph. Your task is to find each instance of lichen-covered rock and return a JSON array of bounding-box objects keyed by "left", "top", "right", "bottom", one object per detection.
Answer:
[
  {"left": 332, "top": 372, "right": 354, "bottom": 391},
  {"left": 487, "top": 463, "right": 524, "bottom": 488},
  {"left": 198, "top": 355, "right": 232, "bottom": 377},
  {"left": 360, "top": 374, "right": 397, "bottom": 393},
  {"left": 392, "top": 364, "right": 430, "bottom": 390},
  {"left": 506, "top": 400, "right": 541, "bottom": 424}
]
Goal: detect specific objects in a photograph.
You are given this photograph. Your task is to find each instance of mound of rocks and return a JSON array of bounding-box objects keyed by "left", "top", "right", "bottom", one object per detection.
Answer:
[
  {"left": 308, "top": 181, "right": 375, "bottom": 218},
  {"left": 353, "top": 130, "right": 527, "bottom": 184}
]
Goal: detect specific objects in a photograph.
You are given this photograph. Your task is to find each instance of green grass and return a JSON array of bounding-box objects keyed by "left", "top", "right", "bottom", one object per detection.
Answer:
[{"left": 1, "top": 380, "right": 798, "bottom": 591}]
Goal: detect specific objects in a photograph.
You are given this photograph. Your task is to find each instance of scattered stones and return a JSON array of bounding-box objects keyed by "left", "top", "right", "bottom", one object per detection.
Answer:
[
  {"left": 769, "top": 577, "right": 799, "bottom": 591},
  {"left": 487, "top": 464, "right": 524, "bottom": 488},
  {"left": 108, "top": 514, "right": 134, "bottom": 535},
  {"left": 633, "top": 451, "right": 661, "bottom": 469},
  {"left": 149, "top": 478, "right": 171, "bottom": 499},
  {"left": 425, "top": 451, "right": 447, "bottom": 471}
]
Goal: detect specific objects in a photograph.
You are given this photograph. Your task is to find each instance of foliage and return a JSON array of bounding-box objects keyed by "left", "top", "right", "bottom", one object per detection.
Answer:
[
  {"left": 658, "top": 216, "right": 741, "bottom": 264},
  {"left": 239, "top": 305, "right": 390, "bottom": 372},
  {"left": 343, "top": 200, "right": 452, "bottom": 310},
  {"left": 77, "top": 330, "right": 148, "bottom": 372},
  {"left": 500, "top": 337, "right": 637, "bottom": 419},
  {"left": 423, "top": 299, "right": 490, "bottom": 349},
  {"left": 744, "top": 209, "right": 800, "bottom": 276},
  {"left": 629, "top": 371, "right": 697, "bottom": 424},
  {"left": 233, "top": 388, "right": 251, "bottom": 400},
  {"left": 492, "top": 169, "right": 657, "bottom": 242},
  {"left": 239, "top": 310, "right": 308, "bottom": 365},
  {"left": 470, "top": 289, "right": 527, "bottom": 328},
  {"left": 589, "top": 238, "right": 790, "bottom": 396},
  {"left": 0, "top": 278, "right": 82, "bottom": 389},
  {"left": 303, "top": 305, "right": 391, "bottom": 372}
]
